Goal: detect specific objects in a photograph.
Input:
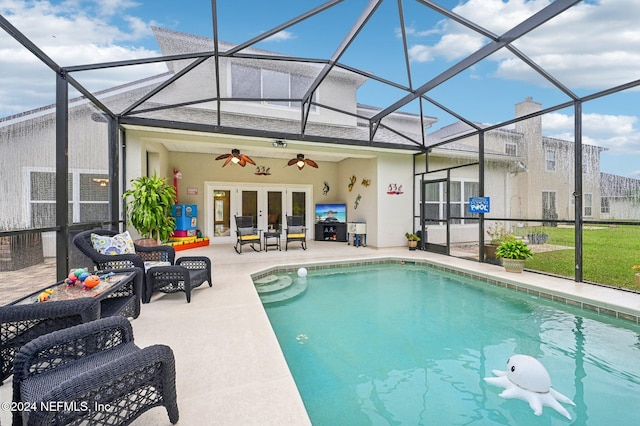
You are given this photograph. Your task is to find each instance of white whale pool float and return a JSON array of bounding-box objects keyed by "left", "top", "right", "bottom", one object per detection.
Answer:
[{"left": 484, "top": 354, "right": 576, "bottom": 419}]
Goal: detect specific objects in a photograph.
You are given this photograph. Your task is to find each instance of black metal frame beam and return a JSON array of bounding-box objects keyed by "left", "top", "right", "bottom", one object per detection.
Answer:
[{"left": 370, "top": 0, "right": 582, "bottom": 124}]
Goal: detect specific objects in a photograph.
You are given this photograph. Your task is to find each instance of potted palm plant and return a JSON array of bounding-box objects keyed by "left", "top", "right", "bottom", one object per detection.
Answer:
[
  {"left": 122, "top": 173, "right": 176, "bottom": 245},
  {"left": 405, "top": 232, "right": 420, "bottom": 251},
  {"left": 495, "top": 239, "right": 533, "bottom": 273}
]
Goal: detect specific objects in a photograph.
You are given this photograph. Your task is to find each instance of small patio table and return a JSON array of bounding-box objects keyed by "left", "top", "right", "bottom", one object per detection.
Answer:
[{"left": 263, "top": 231, "right": 281, "bottom": 252}]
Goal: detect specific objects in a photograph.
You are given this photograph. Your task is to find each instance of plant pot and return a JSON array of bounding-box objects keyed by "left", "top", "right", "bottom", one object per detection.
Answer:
[
  {"left": 408, "top": 240, "right": 418, "bottom": 251},
  {"left": 484, "top": 244, "right": 501, "bottom": 265},
  {"left": 502, "top": 258, "right": 526, "bottom": 273}
]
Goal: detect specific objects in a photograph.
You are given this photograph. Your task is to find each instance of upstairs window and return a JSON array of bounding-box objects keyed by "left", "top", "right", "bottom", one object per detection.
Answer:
[
  {"left": 231, "top": 64, "right": 317, "bottom": 110},
  {"left": 504, "top": 142, "right": 517, "bottom": 156}
]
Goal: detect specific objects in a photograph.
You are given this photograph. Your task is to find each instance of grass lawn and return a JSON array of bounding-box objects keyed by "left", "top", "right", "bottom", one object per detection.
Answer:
[{"left": 520, "top": 225, "right": 640, "bottom": 290}]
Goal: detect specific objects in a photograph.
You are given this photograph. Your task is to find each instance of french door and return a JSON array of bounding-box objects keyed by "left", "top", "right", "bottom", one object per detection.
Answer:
[{"left": 205, "top": 183, "right": 312, "bottom": 244}]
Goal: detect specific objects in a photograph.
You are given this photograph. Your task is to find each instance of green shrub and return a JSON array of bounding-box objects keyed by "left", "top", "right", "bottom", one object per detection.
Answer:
[{"left": 495, "top": 240, "right": 533, "bottom": 260}]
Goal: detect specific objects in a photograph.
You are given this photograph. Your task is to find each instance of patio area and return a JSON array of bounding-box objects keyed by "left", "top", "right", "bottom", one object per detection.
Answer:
[{"left": 2, "top": 241, "right": 640, "bottom": 425}]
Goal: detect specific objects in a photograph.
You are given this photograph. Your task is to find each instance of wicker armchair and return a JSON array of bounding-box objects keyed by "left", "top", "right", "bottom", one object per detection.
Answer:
[
  {"left": 285, "top": 216, "right": 307, "bottom": 251},
  {"left": 0, "top": 298, "right": 100, "bottom": 385},
  {"left": 12, "top": 316, "right": 179, "bottom": 426},
  {"left": 74, "top": 229, "right": 212, "bottom": 303},
  {"left": 73, "top": 229, "right": 175, "bottom": 272}
]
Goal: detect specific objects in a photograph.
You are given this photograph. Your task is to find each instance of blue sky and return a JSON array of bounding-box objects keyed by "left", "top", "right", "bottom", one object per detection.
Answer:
[{"left": 1, "top": 0, "right": 639, "bottom": 177}]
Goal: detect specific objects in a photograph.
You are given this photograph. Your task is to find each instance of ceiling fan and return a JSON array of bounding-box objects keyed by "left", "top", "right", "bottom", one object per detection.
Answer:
[
  {"left": 288, "top": 154, "right": 318, "bottom": 170},
  {"left": 215, "top": 149, "right": 256, "bottom": 167}
]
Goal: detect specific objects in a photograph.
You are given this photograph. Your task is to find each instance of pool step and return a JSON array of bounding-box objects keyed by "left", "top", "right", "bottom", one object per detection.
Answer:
[
  {"left": 254, "top": 274, "right": 307, "bottom": 304},
  {"left": 254, "top": 275, "right": 293, "bottom": 294}
]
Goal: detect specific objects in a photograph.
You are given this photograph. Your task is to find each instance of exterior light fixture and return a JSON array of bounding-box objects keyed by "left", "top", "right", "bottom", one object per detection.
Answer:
[{"left": 273, "top": 140, "right": 287, "bottom": 148}]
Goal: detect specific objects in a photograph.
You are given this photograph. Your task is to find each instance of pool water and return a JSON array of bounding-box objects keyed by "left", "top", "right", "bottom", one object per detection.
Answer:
[{"left": 262, "top": 264, "right": 640, "bottom": 425}]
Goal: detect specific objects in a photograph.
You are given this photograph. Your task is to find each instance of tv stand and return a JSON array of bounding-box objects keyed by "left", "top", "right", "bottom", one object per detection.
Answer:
[{"left": 315, "top": 223, "right": 347, "bottom": 242}]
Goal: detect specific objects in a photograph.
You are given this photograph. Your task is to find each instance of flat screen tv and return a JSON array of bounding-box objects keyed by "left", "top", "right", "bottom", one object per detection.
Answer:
[{"left": 315, "top": 203, "right": 347, "bottom": 223}]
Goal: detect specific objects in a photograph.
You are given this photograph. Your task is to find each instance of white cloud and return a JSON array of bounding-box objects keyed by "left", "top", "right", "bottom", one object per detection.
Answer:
[
  {"left": 265, "top": 30, "right": 296, "bottom": 42},
  {"left": 0, "top": 0, "right": 162, "bottom": 117},
  {"left": 543, "top": 112, "right": 640, "bottom": 152},
  {"left": 405, "top": 0, "right": 640, "bottom": 90}
]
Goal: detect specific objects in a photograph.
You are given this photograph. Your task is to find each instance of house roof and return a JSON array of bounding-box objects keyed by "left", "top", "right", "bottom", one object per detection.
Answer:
[{"left": 601, "top": 173, "right": 640, "bottom": 198}]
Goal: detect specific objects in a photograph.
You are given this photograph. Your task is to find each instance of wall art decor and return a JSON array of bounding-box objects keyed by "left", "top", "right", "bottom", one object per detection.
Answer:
[
  {"left": 354, "top": 194, "right": 362, "bottom": 209},
  {"left": 255, "top": 166, "right": 271, "bottom": 175},
  {"left": 323, "top": 181, "right": 330, "bottom": 196},
  {"left": 361, "top": 178, "right": 371, "bottom": 187},
  {"left": 387, "top": 184, "right": 403, "bottom": 194},
  {"left": 348, "top": 175, "right": 357, "bottom": 192}
]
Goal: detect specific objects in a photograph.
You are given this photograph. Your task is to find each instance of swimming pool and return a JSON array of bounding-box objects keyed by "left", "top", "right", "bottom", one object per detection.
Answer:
[{"left": 261, "top": 263, "right": 640, "bottom": 425}]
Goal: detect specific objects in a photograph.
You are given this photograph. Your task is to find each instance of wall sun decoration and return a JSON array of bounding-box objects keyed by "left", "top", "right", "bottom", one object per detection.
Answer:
[{"left": 361, "top": 178, "right": 371, "bottom": 187}]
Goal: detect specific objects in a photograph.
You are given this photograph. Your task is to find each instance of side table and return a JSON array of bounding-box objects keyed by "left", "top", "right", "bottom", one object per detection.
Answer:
[{"left": 263, "top": 231, "right": 281, "bottom": 251}]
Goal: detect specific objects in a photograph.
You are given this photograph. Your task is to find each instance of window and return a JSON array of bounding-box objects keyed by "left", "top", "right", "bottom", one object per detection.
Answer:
[
  {"left": 601, "top": 197, "right": 610, "bottom": 214},
  {"left": 545, "top": 149, "right": 556, "bottom": 171},
  {"left": 29, "top": 170, "right": 109, "bottom": 227},
  {"left": 505, "top": 143, "right": 517, "bottom": 156},
  {"left": 424, "top": 180, "right": 478, "bottom": 225},
  {"left": 231, "top": 64, "right": 317, "bottom": 110},
  {"left": 584, "top": 193, "right": 593, "bottom": 217}
]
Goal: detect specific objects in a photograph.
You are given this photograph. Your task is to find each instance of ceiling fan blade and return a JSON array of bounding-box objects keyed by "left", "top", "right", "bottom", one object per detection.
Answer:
[
  {"left": 242, "top": 155, "right": 256, "bottom": 166},
  {"left": 287, "top": 158, "right": 298, "bottom": 166},
  {"left": 215, "top": 153, "right": 230, "bottom": 160},
  {"left": 222, "top": 156, "right": 233, "bottom": 167},
  {"left": 305, "top": 158, "right": 319, "bottom": 168},
  {"left": 238, "top": 157, "right": 247, "bottom": 167}
]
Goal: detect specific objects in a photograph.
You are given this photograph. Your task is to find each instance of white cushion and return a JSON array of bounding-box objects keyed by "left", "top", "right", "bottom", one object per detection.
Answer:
[{"left": 91, "top": 231, "right": 136, "bottom": 255}]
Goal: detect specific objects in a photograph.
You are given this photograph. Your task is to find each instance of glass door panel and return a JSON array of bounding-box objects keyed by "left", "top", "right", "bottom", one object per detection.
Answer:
[
  {"left": 213, "top": 190, "right": 231, "bottom": 237},
  {"left": 267, "top": 191, "right": 283, "bottom": 231},
  {"left": 241, "top": 190, "right": 258, "bottom": 221},
  {"left": 291, "top": 191, "right": 307, "bottom": 225}
]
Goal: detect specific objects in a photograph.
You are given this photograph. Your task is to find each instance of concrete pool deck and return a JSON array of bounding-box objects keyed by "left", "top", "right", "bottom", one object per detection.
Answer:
[{"left": 2, "top": 242, "right": 640, "bottom": 425}]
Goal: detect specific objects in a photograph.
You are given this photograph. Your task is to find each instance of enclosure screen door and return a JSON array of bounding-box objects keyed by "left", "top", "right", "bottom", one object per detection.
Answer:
[{"left": 423, "top": 179, "right": 448, "bottom": 254}]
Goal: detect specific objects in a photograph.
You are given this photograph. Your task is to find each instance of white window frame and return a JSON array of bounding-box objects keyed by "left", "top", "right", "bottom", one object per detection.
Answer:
[
  {"left": 230, "top": 64, "right": 318, "bottom": 111},
  {"left": 425, "top": 179, "right": 479, "bottom": 226},
  {"left": 584, "top": 193, "right": 593, "bottom": 217},
  {"left": 25, "top": 167, "right": 109, "bottom": 227},
  {"left": 545, "top": 149, "right": 556, "bottom": 172}
]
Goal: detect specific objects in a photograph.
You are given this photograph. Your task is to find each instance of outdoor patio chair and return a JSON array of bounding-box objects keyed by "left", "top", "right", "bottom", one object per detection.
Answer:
[
  {"left": 12, "top": 316, "right": 179, "bottom": 426},
  {"left": 234, "top": 215, "right": 262, "bottom": 253},
  {"left": 73, "top": 229, "right": 212, "bottom": 303},
  {"left": 0, "top": 298, "right": 100, "bottom": 385},
  {"left": 285, "top": 216, "right": 307, "bottom": 251}
]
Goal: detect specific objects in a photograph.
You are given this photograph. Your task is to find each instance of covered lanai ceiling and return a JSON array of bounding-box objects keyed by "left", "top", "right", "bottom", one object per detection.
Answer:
[{"left": 2, "top": 0, "right": 639, "bottom": 159}]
